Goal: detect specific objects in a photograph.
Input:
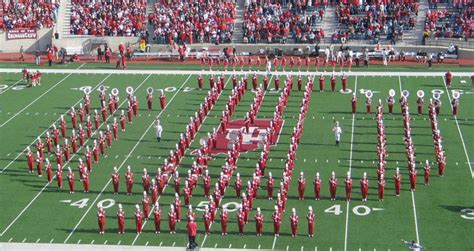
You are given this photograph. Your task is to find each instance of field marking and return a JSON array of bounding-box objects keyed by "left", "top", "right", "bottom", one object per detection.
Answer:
[
  {"left": 0, "top": 74, "right": 112, "bottom": 174},
  {"left": 0, "top": 74, "right": 144, "bottom": 236},
  {"left": 8, "top": 237, "right": 13, "bottom": 242},
  {"left": 441, "top": 77, "right": 474, "bottom": 178},
  {"left": 0, "top": 79, "right": 23, "bottom": 95},
  {"left": 36, "top": 238, "right": 40, "bottom": 243},
  {"left": 0, "top": 68, "right": 473, "bottom": 77},
  {"left": 77, "top": 63, "right": 86, "bottom": 69},
  {"left": 90, "top": 240, "right": 95, "bottom": 244},
  {"left": 117, "top": 240, "right": 121, "bottom": 245},
  {"left": 411, "top": 192, "right": 421, "bottom": 245},
  {"left": 50, "top": 238, "right": 54, "bottom": 243},
  {"left": 272, "top": 236, "right": 277, "bottom": 249},
  {"left": 22, "top": 238, "right": 26, "bottom": 243},
  {"left": 63, "top": 74, "right": 192, "bottom": 243},
  {"left": 344, "top": 76, "right": 358, "bottom": 251},
  {"left": 0, "top": 72, "right": 76, "bottom": 128}
]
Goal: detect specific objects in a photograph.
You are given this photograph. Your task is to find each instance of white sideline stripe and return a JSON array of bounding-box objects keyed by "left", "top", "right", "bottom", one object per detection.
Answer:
[
  {"left": 441, "top": 77, "right": 474, "bottom": 178},
  {"left": 0, "top": 74, "right": 145, "bottom": 237},
  {"left": 0, "top": 74, "right": 112, "bottom": 174},
  {"left": 344, "top": 76, "right": 358, "bottom": 251},
  {"left": 411, "top": 192, "right": 421, "bottom": 244},
  {"left": 0, "top": 68, "right": 472, "bottom": 77},
  {"left": 0, "top": 79, "right": 23, "bottom": 95},
  {"left": 272, "top": 237, "right": 277, "bottom": 250},
  {"left": 63, "top": 74, "right": 192, "bottom": 244},
  {"left": 0, "top": 73, "right": 75, "bottom": 128}
]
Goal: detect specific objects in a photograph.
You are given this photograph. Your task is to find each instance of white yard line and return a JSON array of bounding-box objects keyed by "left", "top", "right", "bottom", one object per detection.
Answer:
[
  {"left": 441, "top": 77, "right": 474, "bottom": 178},
  {"left": 0, "top": 74, "right": 112, "bottom": 174},
  {"left": 411, "top": 192, "right": 421, "bottom": 244},
  {"left": 0, "top": 73, "right": 76, "bottom": 128},
  {"left": 77, "top": 63, "right": 86, "bottom": 69},
  {"left": 63, "top": 74, "right": 192, "bottom": 244},
  {"left": 0, "top": 68, "right": 472, "bottom": 77},
  {"left": 344, "top": 76, "right": 358, "bottom": 251},
  {"left": 0, "top": 79, "right": 23, "bottom": 95},
  {"left": 0, "top": 74, "right": 148, "bottom": 237}
]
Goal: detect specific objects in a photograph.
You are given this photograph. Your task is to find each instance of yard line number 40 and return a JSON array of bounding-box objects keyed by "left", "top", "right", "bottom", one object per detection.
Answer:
[{"left": 324, "top": 205, "right": 383, "bottom": 216}]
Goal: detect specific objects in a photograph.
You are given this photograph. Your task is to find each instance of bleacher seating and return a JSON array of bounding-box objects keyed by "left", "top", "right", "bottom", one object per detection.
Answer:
[
  {"left": 69, "top": 0, "right": 147, "bottom": 36},
  {"left": 242, "top": 1, "right": 326, "bottom": 44},
  {"left": 149, "top": 0, "right": 236, "bottom": 44},
  {"left": 1, "top": 0, "right": 59, "bottom": 30},
  {"left": 423, "top": 3, "right": 473, "bottom": 40},
  {"left": 334, "top": 1, "right": 419, "bottom": 44}
]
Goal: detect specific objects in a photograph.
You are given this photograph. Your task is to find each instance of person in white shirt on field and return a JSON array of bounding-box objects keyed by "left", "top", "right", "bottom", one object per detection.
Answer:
[
  {"left": 332, "top": 121, "right": 342, "bottom": 146},
  {"left": 155, "top": 118, "right": 163, "bottom": 142}
]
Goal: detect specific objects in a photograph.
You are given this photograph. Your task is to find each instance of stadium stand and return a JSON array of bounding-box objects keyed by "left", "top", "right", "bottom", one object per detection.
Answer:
[
  {"left": 1, "top": 0, "right": 60, "bottom": 30},
  {"left": 69, "top": 0, "right": 147, "bottom": 36},
  {"left": 149, "top": 0, "right": 236, "bottom": 44},
  {"left": 422, "top": 2, "right": 473, "bottom": 40},
  {"left": 334, "top": 0, "right": 419, "bottom": 44},
  {"left": 242, "top": 1, "right": 326, "bottom": 44}
]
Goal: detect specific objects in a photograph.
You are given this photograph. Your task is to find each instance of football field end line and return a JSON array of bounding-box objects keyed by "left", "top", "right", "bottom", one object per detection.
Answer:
[
  {"left": 0, "top": 74, "right": 147, "bottom": 237},
  {"left": 441, "top": 77, "right": 474, "bottom": 178},
  {"left": 0, "top": 72, "right": 76, "bottom": 128},
  {"left": 344, "top": 76, "right": 358, "bottom": 251},
  {"left": 132, "top": 76, "right": 231, "bottom": 246},
  {"left": 63, "top": 74, "right": 192, "bottom": 243},
  {"left": 0, "top": 68, "right": 473, "bottom": 77},
  {"left": 0, "top": 79, "right": 23, "bottom": 95},
  {"left": 0, "top": 74, "right": 112, "bottom": 174}
]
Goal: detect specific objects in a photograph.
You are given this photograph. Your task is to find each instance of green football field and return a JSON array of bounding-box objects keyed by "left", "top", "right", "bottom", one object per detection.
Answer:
[{"left": 0, "top": 63, "right": 473, "bottom": 251}]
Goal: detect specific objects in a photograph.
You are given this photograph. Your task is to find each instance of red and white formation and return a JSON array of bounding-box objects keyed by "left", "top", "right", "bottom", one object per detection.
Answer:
[
  {"left": 270, "top": 77, "right": 314, "bottom": 237},
  {"left": 400, "top": 97, "right": 418, "bottom": 192},
  {"left": 375, "top": 100, "right": 387, "bottom": 201},
  {"left": 428, "top": 100, "right": 446, "bottom": 177}
]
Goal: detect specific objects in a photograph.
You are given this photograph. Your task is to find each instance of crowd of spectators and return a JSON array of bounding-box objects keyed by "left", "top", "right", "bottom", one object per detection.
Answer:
[
  {"left": 242, "top": 1, "right": 326, "bottom": 44},
  {"left": 334, "top": 0, "right": 419, "bottom": 44},
  {"left": 1, "top": 0, "right": 59, "bottom": 30},
  {"left": 69, "top": 0, "right": 147, "bottom": 36},
  {"left": 149, "top": 0, "right": 235, "bottom": 44},
  {"left": 422, "top": 2, "right": 472, "bottom": 40}
]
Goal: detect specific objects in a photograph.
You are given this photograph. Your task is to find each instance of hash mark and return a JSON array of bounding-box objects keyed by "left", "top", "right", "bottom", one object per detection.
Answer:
[
  {"left": 304, "top": 159, "right": 306, "bottom": 162},
  {"left": 215, "top": 243, "right": 218, "bottom": 248},
  {"left": 77, "top": 240, "right": 81, "bottom": 244},
  {"left": 258, "top": 244, "right": 261, "bottom": 249},
  {"left": 244, "top": 244, "right": 247, "bottom": 249},
  {"left": 167, "top": 114, "right": 170, "bottom": 117},
  {"left": 115, "top": 155, "right": 118, "bottom": 159},
  {"left": 7, "top": 112, "right": 11, "bottom": 115},
  {"left": 148, "top": 114, "right": 151, "bottom": 117},
  {"left": 22, "top": 238, "right": 26, "bottom": 243},
  {"left": 159, "top": 241, "right": 163, "bottom": 246},
  {"left": 326, "top": 159, "right": 329, "bottom": 163},
  {"left": 104, "top": 240, "right": 107, "bottom": 245},
  {"left": 287, "top": 246, "right": 289, "bottom": 251},
  {"left": 8, "top": 238, "right": 13, "bottom": 242},
  {"left": 36, "top": 238, "right": 40, "bottom": 243},
  {"left": 91, "top": 240, "right": 95, "bottom": 244},
  {"left": 146, "top": 241, "right": 149, "bottom": 246},
  {"left": 25, "top": 112, "right": 29, "bottom": 115},
  {"left": 7, "top": 153, "right": 11, "bottom": 157},
  {"left": 50, "top": 239, "right": 54, "bottom": 243},
  {"left": 172, "top": 242, "right": 176, "bottom": 247},
  {"left": 117, "top": 240, "right": 121, "bottom": 245},
  {"left": 229, "top": 244, "right": 232, "bottom": 248}
]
